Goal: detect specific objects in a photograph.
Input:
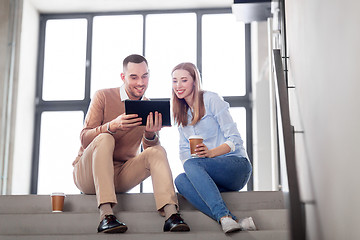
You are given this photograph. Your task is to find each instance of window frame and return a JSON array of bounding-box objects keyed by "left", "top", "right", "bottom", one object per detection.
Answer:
[{"left": 31, "top": 8, "right": 253, "bottom": 193}]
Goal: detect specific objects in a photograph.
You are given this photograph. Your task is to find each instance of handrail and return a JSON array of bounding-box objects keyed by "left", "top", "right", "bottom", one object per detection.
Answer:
[{"left": 272, "top": 49, "right": 305, "bottom": 240}]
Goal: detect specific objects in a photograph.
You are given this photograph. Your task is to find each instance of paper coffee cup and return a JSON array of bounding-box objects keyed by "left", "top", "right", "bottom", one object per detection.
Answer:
[
  {"left": 189, "top": 135, "right": 203, "bottom": 157},
  {"left": 51, "top": 192, "right": 66, "bottom": 212}
]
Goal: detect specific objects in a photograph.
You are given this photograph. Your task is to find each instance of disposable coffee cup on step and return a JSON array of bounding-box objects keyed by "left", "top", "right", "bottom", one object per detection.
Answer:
[
  {"left": 50, "top": 192, "right": 66, "bottom": 212},
  {"left": 189, "top": 135, "right": 203, "bottom": 157}
]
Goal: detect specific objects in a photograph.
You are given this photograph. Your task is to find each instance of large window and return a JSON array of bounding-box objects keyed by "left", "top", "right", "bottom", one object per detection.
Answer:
[{"left": 32, "top": 9, "right": 252, "bottom": 194}]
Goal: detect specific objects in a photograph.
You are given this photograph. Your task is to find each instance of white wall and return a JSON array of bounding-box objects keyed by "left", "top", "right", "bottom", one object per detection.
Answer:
[
  {"left": 285, "top": 0, "right": 360, "bottom": 239},
  {"left": 11, "top": 0, "right": 39, "bottom": 194},
  {"left": 0, "top": 0, "right": 24, "bottom": 194},
  {"left": 0, "top": 1, "right": 9, "bottom": 97}
]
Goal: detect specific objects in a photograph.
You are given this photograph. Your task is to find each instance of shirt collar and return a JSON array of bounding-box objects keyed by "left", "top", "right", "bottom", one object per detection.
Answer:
[{"left": 120, "top": 84, "right": 145, "bottom": 101}]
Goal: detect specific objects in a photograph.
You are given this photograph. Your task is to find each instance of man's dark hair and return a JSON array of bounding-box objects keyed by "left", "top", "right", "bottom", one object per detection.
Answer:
[{"left": 123, "top": 54, "right": 148, "bottom": 71}]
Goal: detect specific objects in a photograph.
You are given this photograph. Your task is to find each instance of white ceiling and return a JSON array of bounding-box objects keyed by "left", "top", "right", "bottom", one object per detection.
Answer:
[{"left": 28, "top": 0, "right": 233, "bottom": 13}]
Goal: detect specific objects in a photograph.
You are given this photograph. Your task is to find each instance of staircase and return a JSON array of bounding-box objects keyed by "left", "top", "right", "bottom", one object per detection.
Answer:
[{"left": 0, "top": 191, "right": 289, "bottom": 240}]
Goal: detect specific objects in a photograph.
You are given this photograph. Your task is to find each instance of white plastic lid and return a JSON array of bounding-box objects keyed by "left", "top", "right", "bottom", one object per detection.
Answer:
[
  {"left": 189, "top": 135, "right": 203, "bottom": 139},
  {"left": 50, "top": 192, "right": 66, "bottom": 197}
]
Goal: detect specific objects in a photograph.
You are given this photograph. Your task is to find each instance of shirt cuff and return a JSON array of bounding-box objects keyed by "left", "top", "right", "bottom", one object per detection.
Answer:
[{"left": 225, "top": 140, "right": 236, "bottom": 152}]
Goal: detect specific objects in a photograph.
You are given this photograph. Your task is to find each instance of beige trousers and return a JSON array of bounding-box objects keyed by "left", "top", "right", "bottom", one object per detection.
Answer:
[{"left": 73, "top": 133, "right": 178, "bottom": 212}]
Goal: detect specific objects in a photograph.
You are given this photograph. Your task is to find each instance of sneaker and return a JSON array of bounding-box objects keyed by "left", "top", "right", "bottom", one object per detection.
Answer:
[
  {"left": 238, "top": 217, "right": 256, "bottom": 231},
  {"left": 220, "top": 217, "right": 241, "bottom": 233}
]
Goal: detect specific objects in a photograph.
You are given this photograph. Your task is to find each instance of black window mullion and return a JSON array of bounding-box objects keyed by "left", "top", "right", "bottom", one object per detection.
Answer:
[
  {"left": 142, "top": 13, "right": 146, "bottom": 58},
  {"left": 196, "top": 12, "right": 202, "bottom": 74},
  {"left": 30, "top": 14, "right": 47, "bottom": 194},
  {"left": 84, "top": 14, "right": 93, "bottom": 115},
  {"left": 30, "top": 110, "right": 41, "bottom": 194},
  {"left": 245, "top": 23, "right": 253, "bottom": 190},
  {"left": 140, "top": 14, "right": 147, "bottom": 193}
]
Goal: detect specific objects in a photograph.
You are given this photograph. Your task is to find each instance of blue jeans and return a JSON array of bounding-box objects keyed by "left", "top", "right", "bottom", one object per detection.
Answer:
[{"left": 175, "top": 155, "right": 252, "bottom": 222}]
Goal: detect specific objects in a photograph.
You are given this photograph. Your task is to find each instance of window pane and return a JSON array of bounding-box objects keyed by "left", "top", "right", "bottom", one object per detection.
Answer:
[
  {"left": 37, "top": 111, "right": 84, "bottom": 194},
  {"left": 202, "top": 14, "right": 246, "bottom": 96},
  {"left": 145, "top": 13, "right": 197, "bottom": 99},
  {"left": 229, "top": 107, "right": 247, "bottom": 150},
  {"left": 161, "top": 126, "right": 184, "bottom": 178},
  {"left": 91, "top": 15, "right": 143, "bottom": 97},
  {"left": 43, "top": 19, "right": 87, "bottom": 100}
]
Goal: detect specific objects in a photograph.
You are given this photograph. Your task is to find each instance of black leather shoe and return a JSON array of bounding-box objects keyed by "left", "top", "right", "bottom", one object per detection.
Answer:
[
  {"left": 97, "top": 215, "right": 128, "bottom": 233},
  {"left": 163, "top": 213, "right": 190, "bottom": 232}
]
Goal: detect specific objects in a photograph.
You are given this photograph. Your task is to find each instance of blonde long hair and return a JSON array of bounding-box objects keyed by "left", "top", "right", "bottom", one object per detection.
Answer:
[{"left": 171, "top": 62, "right": 205, "bottom": 127}]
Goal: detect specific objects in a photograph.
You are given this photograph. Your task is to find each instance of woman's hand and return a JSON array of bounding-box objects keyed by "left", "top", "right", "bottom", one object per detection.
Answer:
[
  {"left": 194, "top": 143, "right": 214, "bottom": 158},
  {"left": 195, "top": 143, "right": 231, "bottom": 158}
]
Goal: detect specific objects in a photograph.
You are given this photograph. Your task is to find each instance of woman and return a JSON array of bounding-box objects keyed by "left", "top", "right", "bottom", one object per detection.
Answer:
[{"left": 171, "top": 62, "right": 256, "bottom": 233}]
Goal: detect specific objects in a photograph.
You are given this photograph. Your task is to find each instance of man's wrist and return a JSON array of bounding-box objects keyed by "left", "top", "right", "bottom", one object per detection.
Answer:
[
  {"left": 107, "top": 122, "right": 116, "bottom": 135},
  {"left": 144, "top": 132, "right": 157, "bottom": 141}
]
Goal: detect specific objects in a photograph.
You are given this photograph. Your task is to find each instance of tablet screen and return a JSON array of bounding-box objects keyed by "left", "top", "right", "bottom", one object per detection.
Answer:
[{"left": 125, "top": 100, "right": 171, "bottom": 126}]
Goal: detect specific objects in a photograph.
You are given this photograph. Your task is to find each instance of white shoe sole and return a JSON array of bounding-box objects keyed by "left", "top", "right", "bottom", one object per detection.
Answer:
[
  {"left": 221, "top": 217, "right": 241, "bottom": 233},
  {"left": 239, "top": 217, "right": 256, "bottom": 231}
]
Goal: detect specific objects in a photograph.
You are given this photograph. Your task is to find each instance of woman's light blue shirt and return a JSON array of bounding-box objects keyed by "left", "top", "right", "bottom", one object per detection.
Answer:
[{"left": 178, "top": 91, "right": 248, "bottom": 164}]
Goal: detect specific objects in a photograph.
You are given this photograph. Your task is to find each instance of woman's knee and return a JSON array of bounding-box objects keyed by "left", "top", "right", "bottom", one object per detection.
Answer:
[
  {"left": 183, "top": 159, "right": 201, "bottom": 173},
  {"left": 175, "top": 173, "right": 186, "bottom": 186},
  {"left": 174, "top": 173, "right": 187, "bottom": 193}
]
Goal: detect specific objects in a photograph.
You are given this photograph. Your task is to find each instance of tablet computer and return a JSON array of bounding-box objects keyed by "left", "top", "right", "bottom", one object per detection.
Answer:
[{"left": 125, "top": 100, "right": 171, "bottom": 126}]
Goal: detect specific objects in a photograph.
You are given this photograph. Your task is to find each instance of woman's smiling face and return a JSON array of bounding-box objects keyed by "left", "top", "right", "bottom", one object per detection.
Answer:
[{"left": 172, "top": 69, "right": 195, "bottom": 105}]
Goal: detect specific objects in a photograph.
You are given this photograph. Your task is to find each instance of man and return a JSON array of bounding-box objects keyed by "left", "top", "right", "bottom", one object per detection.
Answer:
[{"left": 72, "top": 54, "right": 190, "bottom": 233}]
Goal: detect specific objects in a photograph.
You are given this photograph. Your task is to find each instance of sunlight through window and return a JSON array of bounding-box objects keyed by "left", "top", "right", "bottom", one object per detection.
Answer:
[{"left": 42, "top": 19, "right": 87, "bottom": 100}]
